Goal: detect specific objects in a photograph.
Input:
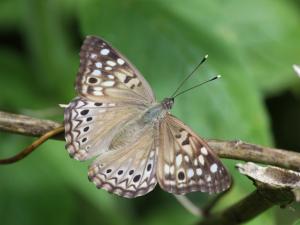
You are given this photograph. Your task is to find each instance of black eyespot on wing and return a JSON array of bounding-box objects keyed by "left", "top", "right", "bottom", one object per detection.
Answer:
[
  {"left": 182, "top": 139, "right": 190, "bottom": 145},
  {"left": 88, "top": 77, "right": 98, "bottom": 84},
  {"left": 133, "top": 175, "right": 141, "bottom": 182},
  {"left": 81, "top": 109, "right": 89, "bottom": 115},
  {"left": 178, "top": 171, "right": 185, "bottom": 180},
  {"left": 147, "top": 164, "right": 152, "bottom": 171}
]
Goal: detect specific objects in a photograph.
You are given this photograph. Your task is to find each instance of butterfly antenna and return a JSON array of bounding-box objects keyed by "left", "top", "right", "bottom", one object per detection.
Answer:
[
  {"left": 171, "top": 54, "right": 208, "bottom": 98},
  {"left": 173, "top": 75, "right": 221, "bottom": 98}
]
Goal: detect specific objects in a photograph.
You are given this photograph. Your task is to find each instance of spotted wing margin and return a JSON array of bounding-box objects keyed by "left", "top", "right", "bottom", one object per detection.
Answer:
[
  {"left": 64, "top": 97, "right": 146, "bottom": 161},
  {"left": 76, "top": 36, "right": 155, "bottom": 104},
  {"left": 157, "top": 115, "right": 231, "bottom": 195},
  {"left": 88, "top": 125, "right": 158, "bottom": 198}
]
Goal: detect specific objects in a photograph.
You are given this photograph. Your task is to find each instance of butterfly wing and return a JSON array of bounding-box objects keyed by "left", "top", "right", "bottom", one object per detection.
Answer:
[
  {"left": 88, "top": 125, "right": 158, "bottom": 198},
  {"left": 64, "top": 97, "right": 145, "bottom": 160},
  {"left": 76, "top": 35, "right": 155, "bottom": 104},
  {"left": 157, "top": 114, "right": 231, "bottom": 194},
  {"left": 65, "top": 36, "right": 156, "bottom": 160}
]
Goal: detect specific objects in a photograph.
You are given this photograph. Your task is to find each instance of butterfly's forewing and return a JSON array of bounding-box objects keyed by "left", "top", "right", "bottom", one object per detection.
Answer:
[
  {"left": 157, "top": 114, "right": 231, "bottom": 194},
  {"left": 76, "top": 36, "right": 155, "bottom": 104},
  {"left": 88, "top": 125, "right": 158, "bottom": 198}
]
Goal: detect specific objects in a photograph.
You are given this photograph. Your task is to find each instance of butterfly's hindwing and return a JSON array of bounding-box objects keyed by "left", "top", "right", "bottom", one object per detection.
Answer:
[
  {"left": 157, "top": 115, "right": 231, "bottom": 195},
  {"left": 88, "top": 125, "right": 158, "bottom": 198}
]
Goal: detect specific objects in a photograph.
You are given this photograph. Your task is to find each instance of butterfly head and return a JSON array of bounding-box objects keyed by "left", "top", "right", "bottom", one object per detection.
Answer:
[{"left": 161, "top": 97, "right": 174, "bottom": 110}]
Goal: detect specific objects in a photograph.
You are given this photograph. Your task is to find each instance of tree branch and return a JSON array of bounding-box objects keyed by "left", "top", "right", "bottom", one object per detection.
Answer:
[
  {"left": 197, "top": 188, "right": 294, "bottom": 225},
  {"left": 208, "top": 140, "right": 300, "bottom": 171},
  {"left": 0, "top": 111, "right": 63, "bottom": 140},
  {"left": 1, "top": 110, "right": 299, "bottom": 171},
  {"left": 197, "top": 163, "right": 300, "bottom": 225},
  {"left": 0, "top": 125, "right": 64, "bottom": 164}
]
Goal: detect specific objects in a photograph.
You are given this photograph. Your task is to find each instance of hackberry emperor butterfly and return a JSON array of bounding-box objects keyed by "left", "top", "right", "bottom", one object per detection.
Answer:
[{"left": 64, "top": 36, "right": 231, "bottom": 198}]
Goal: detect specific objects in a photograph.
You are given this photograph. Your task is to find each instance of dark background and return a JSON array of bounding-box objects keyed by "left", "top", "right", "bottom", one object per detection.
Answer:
[{"left": 0, "top": 0, "right": 300, "bottom": 225}]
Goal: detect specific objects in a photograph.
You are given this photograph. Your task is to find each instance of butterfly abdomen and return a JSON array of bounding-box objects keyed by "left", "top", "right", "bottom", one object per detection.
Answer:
[
  {"left": 109, "top": 104, "right": 165, "bottom": 151},
  {"left": 109, "top": 119, "right": 152, "bottom": 151}
]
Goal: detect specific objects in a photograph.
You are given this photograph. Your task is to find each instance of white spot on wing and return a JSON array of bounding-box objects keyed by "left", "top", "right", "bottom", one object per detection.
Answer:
[
  {"left": 164, "top": 165, "right": 170, "bottom": 174},
  {"left": 210, "top": 163, "right": 218, "bottom": 173},
  {"left": 170, "top": 165, "right": 175, "bottom": 174},
  {"left": 105, "top": 66, "right": 112, "bottom": 71},
  {"left": 93, "top": 86, "right": 103, "bottom": 91},
  {"left": 176, "top": 154, "right": 183, "bottom": 166},
  {"left": 94, "top": 91, "right": 103, "bottom": 96},
  {"left": 95, "top": 62, "right": 102, "bottom": 68},
  {"left": 187, "top": 169, "right": 194, "bottom": 178},
  {"left": 107, "top": 60, "right": 116, "bottom": 66},
  {"left": 206, "top": 175, "right": 211, "bottom": 182},
  {"left": 117, "top": 58, "right": 125, "bottom": 65},
  {"left": 194, "top": 159, "right": 198, "bottom": 166},
  {"left": 201, "top": 147, "right": 208, "bottom": 155},
  {"left": 100, "top": 49, "right": 109, "bottom": 55},
  {"left": 91, "top": 53, "right": 97, "bottom": 59},
  {"left": 184, "top": 155, "right": 189, "bottom": 162},
  {"left": 101, "top": 80, "right": 115, "bottom": 87},
  {"left": 91, "top": 70, "right": 101, "bottom": 76},
  {"left": 198, "top": 155, "right": 205, "bottom": 165},
  {"left": 196, "top": 168, "right": 202, "bottom": 176}
]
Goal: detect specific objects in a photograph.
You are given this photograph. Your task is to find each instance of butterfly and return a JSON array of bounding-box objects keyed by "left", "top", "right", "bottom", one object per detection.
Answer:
[{"left": 64, "top": 36, "right": 231, "bottom": 198}]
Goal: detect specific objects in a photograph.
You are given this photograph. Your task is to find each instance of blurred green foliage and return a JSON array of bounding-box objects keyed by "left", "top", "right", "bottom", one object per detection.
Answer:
[{"left": 0, "top": 0, "right": 300, "bottom": 225}]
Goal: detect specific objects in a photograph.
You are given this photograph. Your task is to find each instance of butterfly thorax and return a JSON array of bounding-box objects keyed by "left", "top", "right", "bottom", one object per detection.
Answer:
[{"left": 142, "top": 98, "right": 174, "bottom": 123}]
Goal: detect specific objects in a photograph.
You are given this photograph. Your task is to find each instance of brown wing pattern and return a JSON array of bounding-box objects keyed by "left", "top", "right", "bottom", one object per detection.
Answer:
[
  {"left": 157, "top": 115, "right": 231, "bottom": 194},
  {"left": 75, "top": 36, "right": 155, "bottom": 104}
]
